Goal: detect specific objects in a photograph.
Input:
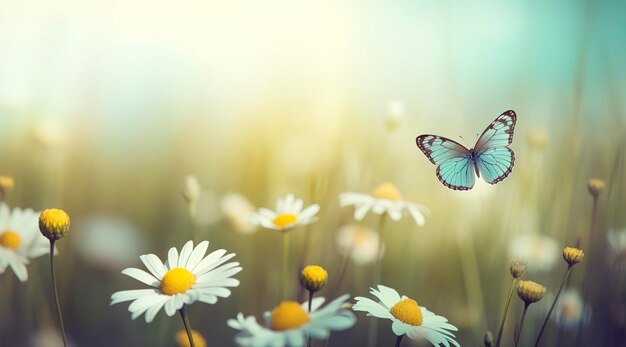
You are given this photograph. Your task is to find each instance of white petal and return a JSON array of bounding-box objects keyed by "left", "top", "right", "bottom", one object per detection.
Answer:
[
  {"left": 167, "top": 247, "right": 179, "bottom": 269},
  {"left": 144, "top": 295, "right": 169, "bottom": 323},
  {"left": 111, "top": 289, "right": 158, "bottom": 305},
  {"left": 121, "top": 268, "right": 160, "bottom": 287},
  {"left": 185, "top": 241, "right": 209, "bottom": 270},
  {"left": 178, "top": 241, "right": 195, "bottom": 268},
  {"left": 371, "top": 285, "right": 401, "bottom": 308},
  {"left": 140, "top": 254, "right": 167, "bottom": 279}
]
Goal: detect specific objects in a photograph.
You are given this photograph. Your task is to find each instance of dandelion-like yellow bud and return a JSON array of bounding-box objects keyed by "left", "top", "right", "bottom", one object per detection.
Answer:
[
  {"left": 562, "top": 247, "right": 584, "bottom": 266},
  {"left": 509, "top": 259, "right": 527, "bottom": 278},
  {"left": 39, "top": 209, "right": 70, "bottom": 240},
  {"left": 484, "top": 331, "right": 494, "bottom": 347},
  {"left": 587, "top": 179, "right": 605, "bottom": 199},
  {"left": 0, "top": 176, "right": 15, "bottom": 192},
  {"left": 516, "top": 280, "right": 546, "bottom": 304},
  {"left": 300, "top": 265, "right": 328, "bottom": 293},
  {"left": 175, "top": 329, "right": 207, "bottom": 347}
]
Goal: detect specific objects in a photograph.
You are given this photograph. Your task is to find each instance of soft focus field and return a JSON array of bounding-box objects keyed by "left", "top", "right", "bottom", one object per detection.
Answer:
[{"left": 1, "top": 1, "right": 626, "bottom": 346}]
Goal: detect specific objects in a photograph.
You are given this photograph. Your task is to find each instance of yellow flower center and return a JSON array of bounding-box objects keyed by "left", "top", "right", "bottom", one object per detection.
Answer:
[
  {"left": 270, "top": 301, "right": 310, "bottom": 331},
  {"left": 160, "top": 268, "right": 196, "bottom": 295},
  {"left": 390, "top": 298, "right": 423, "bottom": 326},
  {"left": 372, "top": 182, "right": 400, "bottom": 201},
  {"left": 0, "top": 230, "right": 21, "bottom": 249},
  {"left": 273, "top": 213, "right": 298, "bottom": 229}
]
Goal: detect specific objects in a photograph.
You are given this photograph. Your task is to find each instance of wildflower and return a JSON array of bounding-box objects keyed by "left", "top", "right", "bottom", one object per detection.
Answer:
[
  {"left": 562, "top": 247, "right": 584, "bottom": 266},
  {"left": 74, "top": 215, "right": 146, "bottom": 270},
  {"left": 0, "top": 203, "right": 52, "bottom": 281},
  {"left": 353, "top": 285, "right": 459, "bottom": 347},
  {"left": 228, "top": 294, "right": 356, "bottom": 346},
  {"left": 300, "top": 265, "right": 327, "bottom": 293},
  {"left": 386, "top": 100, "right": 405, "bottom": 132},
  {"left": 0, "top": 176, "right": 14, "bottom": 200},
  {"left": 552, "top": 289, "right": 591, "bottom": 328},
  {"left": 175, "top": 329, "right": 207, "bottom": 347},
  {"left": 508, "top": 233, "right": 559, "bottom": 272},
  {"left": 221, "top": 193, "right": 257, "bottom": 234},
  {"left": 182, "top": 176, "right": 201, "bottom": 205},
  {"left": 39, "top": 208, "right": 71, "bottom": 346},
  {"left": 250, "top": 194, "right": 319, "bottom": 232},
  {"left": 607, "top": 228, "right": 626, "bottom": 270},
  {"left": 336, "top": 224, "right": 381, "bottom": 265},
  {"left": 509, "top": 258, "right": 527, "bottom": 278},
  {"left": 110, "top": 240, "right": 242, "bottom": 323},
  {"left": 339, "top": 183, "right": 429, "bottom": 225},
  {"left": 516, "top": 281, "right": 546, "bottom": 304},
  {"left": 587, "top": 179, "right": 605, "bottom": 199},
  {"left": 514, "top": 281, "right": 545, "bottom": 346},
  {"left": 39, "top": 209, "right": 70, "bottom": 241}
]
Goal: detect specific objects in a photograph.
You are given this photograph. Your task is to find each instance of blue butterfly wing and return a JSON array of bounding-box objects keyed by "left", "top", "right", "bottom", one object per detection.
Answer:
[
  {"left": 416, "top": 135, "right": 475, "bottom": 190},
  {"left": 474, "top": 110, "right": 517, "bottom": 184},
  {"left": 476, "top": 147, "right": 515, "bottom": 184}
]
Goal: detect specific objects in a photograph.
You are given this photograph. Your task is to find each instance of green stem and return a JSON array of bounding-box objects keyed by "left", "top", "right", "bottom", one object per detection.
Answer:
[
  {"left": 495, "top": 278, "right": 517, "bottom": 347},
  {"left": 514, "top": 303, "right": 530, "bottom": 347},
  {"left": 50, "top": 240, "right": 68, "bottom": 347},
  {"left": 534, "top": 266, "right": 572, "bottom": 347},
  {"left": 367, "top": 213, "right": 387, "bottom": 347},
  {"left": 395, "top": 334, "right": 404, "bottom": 347},
  {"left": 179, "top": 306, "right": 196, "bottom": 347},
  {"left": 280, "top": 232, "right": 291, "bottom": 301}
]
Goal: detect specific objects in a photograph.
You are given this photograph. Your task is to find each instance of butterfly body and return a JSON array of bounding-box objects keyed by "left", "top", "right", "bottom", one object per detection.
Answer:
[{"left": 416, "top": 110, "right": 517, "bottom": 191}]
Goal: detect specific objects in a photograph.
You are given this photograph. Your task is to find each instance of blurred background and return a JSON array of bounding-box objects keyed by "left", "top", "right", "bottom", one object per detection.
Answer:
[{"left": 0, "top": 0, "right": 625, "bottom": 346}]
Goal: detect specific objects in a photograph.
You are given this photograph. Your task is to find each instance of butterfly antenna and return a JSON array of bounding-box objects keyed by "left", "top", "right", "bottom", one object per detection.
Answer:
[{"left": 459, "top": 135, "right": 468, "bottom": 147}]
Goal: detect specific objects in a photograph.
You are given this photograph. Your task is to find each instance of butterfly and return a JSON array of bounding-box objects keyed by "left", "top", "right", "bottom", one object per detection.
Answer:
[{"left": 415, "top": 110, "right": 517, "bottom": 191}]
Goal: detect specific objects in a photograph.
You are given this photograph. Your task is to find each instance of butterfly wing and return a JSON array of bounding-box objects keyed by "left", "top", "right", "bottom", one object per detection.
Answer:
[
  {"left": 416, "top": 135, "right": 475, "bottom": 190},
  {"left": 474, "top": 110, "right": 517, "bottom": 184}
]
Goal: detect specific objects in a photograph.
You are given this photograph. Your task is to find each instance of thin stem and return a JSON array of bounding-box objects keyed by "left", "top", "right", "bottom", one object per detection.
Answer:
[
  {"left": 280, "top": 232, "right": 291, "bottom": 301},
  {"left": 495, "top": 278, "right": 517, "bottom": 347},
  {"left": 329, "top": 246, "right": 352, "bottom": 297},
  {"left": 367, "top": 213, "right": 387, "bottom": 347},
  {"left": 534, "top": 266, "right": 572, "bottom": 347},
  {"left": 49, "top": 240, "right": 68, "bottom": 347},
  {"left": 179, "top": 306, "right": 196, "bottom": 347},
  {"left": 514, "top": 303, "right": 530, "bottom": 347},
  {"left": 395, "top": 334, "right": 405, "bottom": 347},
  {"left": 306, "top": 291, "right": 314, "bottom": 347}
]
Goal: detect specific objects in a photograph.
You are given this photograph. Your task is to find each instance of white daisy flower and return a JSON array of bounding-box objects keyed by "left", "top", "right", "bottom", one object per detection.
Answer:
[
  {"left": 339, "top": 183, "right": 429, "bottom": 225},
  {"left": 551, "top": 289, "right": 591, "bottom": 329},
  {"left": 221, "top": 193, "right": 258, "bottom": 234},
  {"left": 353, "top": 285, "right": 459, "bottom": 347},
  {"left": 508, "top": 233, "right": 560, "bottom": 272},
  {"left": 607, "top": 228, "right": 626, "bottom": 270},
  {"left": 336, "top": 224, "right": 381, "bottom": 265},
  {"left": 0, "top": 203, "right": 52, "bottom": 282},
  {"left": 228, "top": 294, "right": 356, "bottom": 347},
  {"left": 250, "top": 194, "right": 319, "bottom": 232},
  {"left": 110, "top": 240, "right": 242, "bottom": 323}
]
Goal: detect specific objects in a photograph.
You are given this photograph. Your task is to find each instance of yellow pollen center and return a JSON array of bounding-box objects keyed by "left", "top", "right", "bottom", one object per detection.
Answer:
[
  {"left": 273, "top": 213, "right": 298, "bottom": 229},
  {"left": 390, "top": 298, "right": 423, "bottom": 326},
  {"left": 270, "top": 301, "right": 310, "bottom": 331},
  {"left": 160, "top": 268, "right": 196, "bottom": 295},
  {"left": 0, "top": 230, "right": 21, "bottom": 249},
  {"left": 372, "top": 182, "right": 400, "bottom": 201}
]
